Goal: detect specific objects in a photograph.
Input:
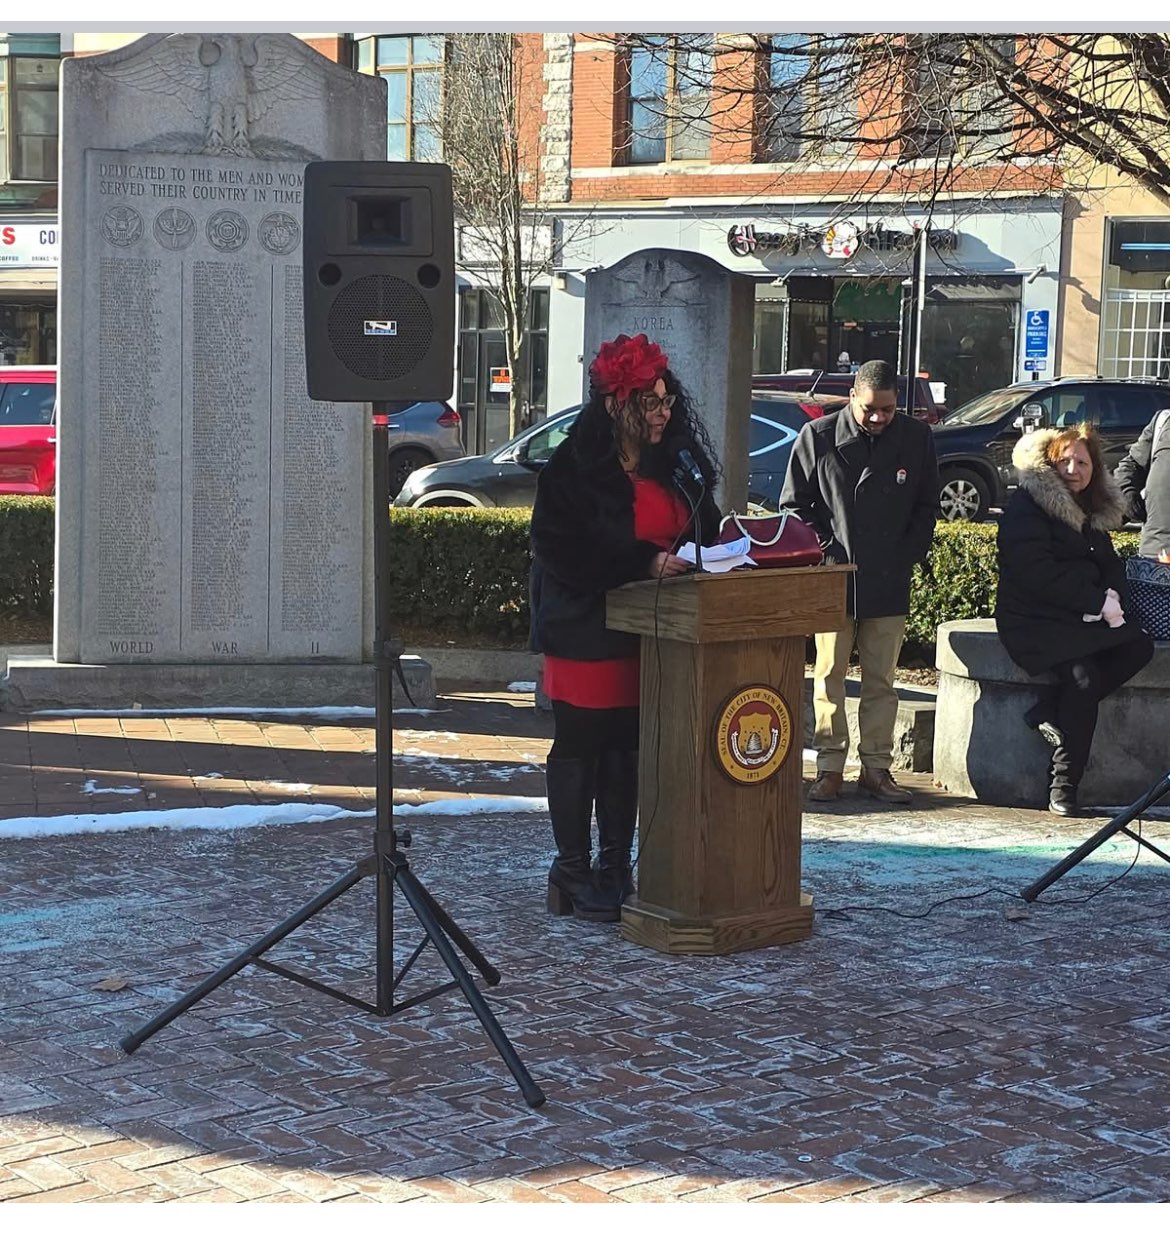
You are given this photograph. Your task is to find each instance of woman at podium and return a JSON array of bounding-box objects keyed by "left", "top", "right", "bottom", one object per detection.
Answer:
[{"left": 529, "top": 334, "right": 721, "bottom": 921}]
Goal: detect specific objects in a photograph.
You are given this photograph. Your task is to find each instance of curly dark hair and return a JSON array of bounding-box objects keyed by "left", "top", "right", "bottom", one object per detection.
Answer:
[{"left": 569, "top": 367, "right": 722, "bottom": 491}]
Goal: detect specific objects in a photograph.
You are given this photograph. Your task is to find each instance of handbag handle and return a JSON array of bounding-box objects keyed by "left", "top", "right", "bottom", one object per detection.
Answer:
[{"left": 726, "top": 511, "right": 790, "bottom": 547}]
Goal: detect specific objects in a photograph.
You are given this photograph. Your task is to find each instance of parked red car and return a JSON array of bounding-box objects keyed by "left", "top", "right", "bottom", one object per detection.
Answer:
[{"left": 0, "top": 365, "right": 56, "bottom": 495}]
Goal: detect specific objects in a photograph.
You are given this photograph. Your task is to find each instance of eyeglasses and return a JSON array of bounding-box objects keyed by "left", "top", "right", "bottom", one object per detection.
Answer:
[{"left": 639, "top": 392, "right": 676, "bottom": 413}]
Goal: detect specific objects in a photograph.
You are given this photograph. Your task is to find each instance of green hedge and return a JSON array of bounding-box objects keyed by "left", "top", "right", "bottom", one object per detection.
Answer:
[
  {"left": 389, "top": 508, "right": 1145, "bottom": 651},
  {"left": 0, "top": 497, "right": 54, "bottom": 615},
  {"left": 0, "top": 501, "right": 1144, "bottom": 649},
  {"left": 389, "top": 507, "right": 533, "bottom": 642}
]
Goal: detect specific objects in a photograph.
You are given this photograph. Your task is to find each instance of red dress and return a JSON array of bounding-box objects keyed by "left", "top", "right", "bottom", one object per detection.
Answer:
[{"left": 543, "top": 475, "right": 690, "bottom": 709}]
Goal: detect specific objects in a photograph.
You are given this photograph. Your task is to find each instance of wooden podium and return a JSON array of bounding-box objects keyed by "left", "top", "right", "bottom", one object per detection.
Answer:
[{"left": 605, "top": 565, "right": 852, "bottom": 955}]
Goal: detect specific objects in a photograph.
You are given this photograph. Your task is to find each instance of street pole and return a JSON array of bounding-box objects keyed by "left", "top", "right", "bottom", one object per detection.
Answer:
[{"left": 898, "top": 224, "right": 928, "bottom": 418}]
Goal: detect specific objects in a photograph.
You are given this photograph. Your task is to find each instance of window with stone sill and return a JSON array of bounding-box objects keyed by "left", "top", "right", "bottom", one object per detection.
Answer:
[
  {"left": 0, "top": 56, "right": 59, "bottom": 182},
  {"left": 903, "top": 36, "right": 1016, "bottom": 162},
  {"left": 760, "top": 34, "right": 856, "bottom": 165},
  {"left": 624, "top": 34, "right": 713, "bottom": 164},
  {"left": 354, "top": 34, "right": 443, "bottom": 162}
]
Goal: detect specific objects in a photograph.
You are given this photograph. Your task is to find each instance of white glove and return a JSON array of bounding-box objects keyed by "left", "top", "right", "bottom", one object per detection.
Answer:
[{"left": 1101, "top": 592, "right": 1125, "bottom": 628}]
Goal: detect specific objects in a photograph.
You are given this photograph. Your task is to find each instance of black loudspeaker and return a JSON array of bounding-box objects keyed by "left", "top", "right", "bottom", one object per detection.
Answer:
[{"left": 302, "top": 161, "right": 455, "bottom": 403}]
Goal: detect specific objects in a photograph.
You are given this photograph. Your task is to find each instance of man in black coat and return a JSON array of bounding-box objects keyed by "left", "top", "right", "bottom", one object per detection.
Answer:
[{"left": 780, "top": 359, "right": 940, "bottom": 803}]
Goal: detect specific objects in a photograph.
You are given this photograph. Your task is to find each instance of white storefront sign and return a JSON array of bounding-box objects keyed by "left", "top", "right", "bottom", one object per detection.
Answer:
[{"left": 0, "top": 222, "right": 61, "bottom": 267}]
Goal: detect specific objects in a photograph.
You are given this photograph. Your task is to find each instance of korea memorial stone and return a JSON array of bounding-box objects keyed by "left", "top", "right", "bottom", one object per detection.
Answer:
[
  {"left": 56, "top": 34, "right": 385, "bottom": 666},
  {"left": 583, "top": 248, "right": 754, "bottom": 509}
]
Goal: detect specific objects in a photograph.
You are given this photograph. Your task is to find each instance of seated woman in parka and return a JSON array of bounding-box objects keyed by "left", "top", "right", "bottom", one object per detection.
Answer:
[{"left": 996, "top": 424, "right": 1153, "bottom": 816}]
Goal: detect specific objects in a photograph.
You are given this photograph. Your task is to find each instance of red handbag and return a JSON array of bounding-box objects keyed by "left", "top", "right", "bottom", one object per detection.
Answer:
[{"left": 717, "top": 511, "right": 823, "bottom": 568}]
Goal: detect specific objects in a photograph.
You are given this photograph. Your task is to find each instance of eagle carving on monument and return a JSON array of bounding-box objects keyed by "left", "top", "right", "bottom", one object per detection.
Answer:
[{"left": 95, "top": 33, "right": 336, "bottom": 159}]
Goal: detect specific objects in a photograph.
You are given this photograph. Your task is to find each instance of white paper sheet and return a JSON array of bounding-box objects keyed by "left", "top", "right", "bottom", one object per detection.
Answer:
[{"left": 675, "top": 535, "right": 756, "bottom": 573}]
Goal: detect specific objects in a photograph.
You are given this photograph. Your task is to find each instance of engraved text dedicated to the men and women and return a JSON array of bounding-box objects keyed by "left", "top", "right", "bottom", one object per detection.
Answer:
[{"left": 82, "top": 150, "right": 363, "bottom": 663}]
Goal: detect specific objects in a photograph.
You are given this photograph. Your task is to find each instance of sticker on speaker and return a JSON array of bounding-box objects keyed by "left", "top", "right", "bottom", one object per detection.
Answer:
[{"left": 364, "top": 320, "right": 399, "bottom": 336}]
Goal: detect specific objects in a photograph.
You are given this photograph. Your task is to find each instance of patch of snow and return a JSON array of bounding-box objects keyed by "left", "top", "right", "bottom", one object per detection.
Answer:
[
  {"left": 30, "top": 706, "right": 377, "bottom": 719},
  {"left": 82, "top": 780, "right": 142, "bottom": 796},
  {"left": 0, "top": 802, "right": 372, "bottom": 840},
  {"left": 396, "top": 796, "right": 548, "bottom": 817},
  {"left": 507, "top": 681, "right": 537, "bottom": 693},
  {"left": 262, "top": 781, "right": 314, "bottom": 793},
  {"left": 192, "top": 773, "right": 225, "bottom": 781}
]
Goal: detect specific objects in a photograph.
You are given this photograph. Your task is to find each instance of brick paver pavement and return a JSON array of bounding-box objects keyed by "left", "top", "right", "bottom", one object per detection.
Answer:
[{"left": 2, "top": 689, "right": 1169, "bottom": 1203}]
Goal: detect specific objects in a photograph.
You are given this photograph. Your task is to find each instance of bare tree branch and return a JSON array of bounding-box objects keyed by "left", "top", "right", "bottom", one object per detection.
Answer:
[{"left": 601, "top": 33, "right": 1170, "bottom": 209}]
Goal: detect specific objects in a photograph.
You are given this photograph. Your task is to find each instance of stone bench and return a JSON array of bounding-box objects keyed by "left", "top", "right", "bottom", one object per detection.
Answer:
[{"left": 934, "top": 618, "right": 1170, "bottom": 807}]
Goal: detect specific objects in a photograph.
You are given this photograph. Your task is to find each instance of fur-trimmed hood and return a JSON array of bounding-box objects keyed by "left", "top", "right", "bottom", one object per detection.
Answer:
[{"left": 1011, "top": 428, "right": 1126, "bottom": 532}]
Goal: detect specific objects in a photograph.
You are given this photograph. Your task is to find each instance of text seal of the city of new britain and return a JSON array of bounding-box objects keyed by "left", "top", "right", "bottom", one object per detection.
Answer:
[{"left": 712, "top": 685, "right": 793, "bottom": 785}]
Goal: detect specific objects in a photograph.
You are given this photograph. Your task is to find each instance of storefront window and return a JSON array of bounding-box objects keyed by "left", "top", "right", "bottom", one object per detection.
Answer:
[
  {"left": 0, "top": 302, "right": 56, "bottom": 365},
  {"left": 920, "top": 299, "right": 1017, "bottom": 411},
  {"left": 752, "top": 298, "right": 787, "bottom": 373},
  {"left": 1101, "top": 223, "right": 1170, "bottom": 380},
  {"left": 456, "top": 287, "right": 549, "bottom": 453}
]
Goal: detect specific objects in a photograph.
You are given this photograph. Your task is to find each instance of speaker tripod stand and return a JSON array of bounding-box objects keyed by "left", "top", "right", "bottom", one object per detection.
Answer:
[
  {"left": 1021, "top": 770, "right": 1170, "bottom": 903},
  {"left": 121, "top": 410, "right": 545, "bottom": 1108}
]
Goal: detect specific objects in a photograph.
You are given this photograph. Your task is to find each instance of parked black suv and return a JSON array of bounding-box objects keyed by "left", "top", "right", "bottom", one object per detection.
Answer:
[{"left": 931, "top": 377, "right": 1170, "bottom": 521}]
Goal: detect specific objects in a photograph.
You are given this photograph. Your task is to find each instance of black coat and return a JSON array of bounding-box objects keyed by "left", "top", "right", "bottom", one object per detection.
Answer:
[
  {"left": 996, "top": 429, "right": 1138, "bottom": 676},
  {"left": 529, "top": 441, "right": 722, "bottom": 661},
  {"left": 779, "top": 408, "right": 939, "bottom": 619},
  {"left": 1114, "top": 407, "right": 1170, "bottom": 559}
]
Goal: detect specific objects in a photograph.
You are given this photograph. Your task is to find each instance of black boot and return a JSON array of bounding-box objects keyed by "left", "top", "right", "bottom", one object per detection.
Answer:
[
  {"left": 545, "top": 757, "right": 615, "bottom": 922},
  {"left": 1049, "top": 746, "right": 1082, "bottom": 817},
  {"left": 594, "top": 749, "right": 639, "bottom": 914}
]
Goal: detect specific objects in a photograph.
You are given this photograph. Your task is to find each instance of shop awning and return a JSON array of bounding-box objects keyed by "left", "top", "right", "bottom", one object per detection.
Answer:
[
  {"left": 925, "top": 276, "right": 1022, "bottom": 302},
  {"left": 0, "top": 269, "right": 57, "bottom": 293}
]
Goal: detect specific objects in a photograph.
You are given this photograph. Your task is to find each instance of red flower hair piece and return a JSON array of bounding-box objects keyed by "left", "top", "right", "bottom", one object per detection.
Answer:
[{"left": 588, "top": 333, "right": 669, "bottom": 404}]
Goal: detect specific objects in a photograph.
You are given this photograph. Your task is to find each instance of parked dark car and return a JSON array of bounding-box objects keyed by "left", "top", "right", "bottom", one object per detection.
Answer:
[
  {"left": 931, "top": 376, "right": 1170, "bottom": 521},
  {"left": 392, "top": 393, "right": 821, "bottom": 512},
  {"left": 753, "top": 370, "right": 946, "bottom": 423},
  {"left": 385, "top": 399, "right": 465, "bottom": 496}
]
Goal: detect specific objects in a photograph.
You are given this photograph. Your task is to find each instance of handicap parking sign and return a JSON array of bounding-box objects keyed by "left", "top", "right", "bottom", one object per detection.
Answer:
[{"left": 1025, "top": 309, "right": 1049, "bottom": 366}]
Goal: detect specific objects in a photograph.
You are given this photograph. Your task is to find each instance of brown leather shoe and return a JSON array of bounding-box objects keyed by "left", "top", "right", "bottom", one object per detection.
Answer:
[
  {"left": 808, "top": 771, "right": 844, "bottom": 802},
  {"left": 857, "top": 767, "right": 912, "bottom": 804}
]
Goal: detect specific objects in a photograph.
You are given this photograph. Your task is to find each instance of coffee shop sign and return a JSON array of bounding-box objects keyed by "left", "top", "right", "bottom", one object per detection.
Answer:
[
  {"left": 727, "top": 221, "right": 959, "bottom": 260},
  {"left": 0, "top": 222, "right": 60, "bottom": 267}
]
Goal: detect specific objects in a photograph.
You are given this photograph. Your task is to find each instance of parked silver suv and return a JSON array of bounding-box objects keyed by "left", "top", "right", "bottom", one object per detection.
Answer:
[{"left": 386, "top": 400, "right": 465, "bottom": 496}]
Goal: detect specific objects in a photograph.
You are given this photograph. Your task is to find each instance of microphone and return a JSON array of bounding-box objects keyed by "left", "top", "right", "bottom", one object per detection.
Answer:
[{"left": 675, "top": 447, "right": 705, "bottom": 487}]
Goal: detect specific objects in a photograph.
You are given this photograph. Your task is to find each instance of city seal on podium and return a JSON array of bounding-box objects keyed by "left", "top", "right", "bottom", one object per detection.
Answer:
[{"left": 712, "top": 685, "right": 793, "bottom": 784}]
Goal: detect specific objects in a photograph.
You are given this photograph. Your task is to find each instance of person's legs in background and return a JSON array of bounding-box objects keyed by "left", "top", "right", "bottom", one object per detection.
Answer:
[
  {"left": 809, "top": 619, "right": 856, "bottom": 801},
  {"left": 1049, "top": 634, "right": 1155, "bottom": 815},
  {"left": 855, "top": 614, "right": 912, "bottom": 804}
]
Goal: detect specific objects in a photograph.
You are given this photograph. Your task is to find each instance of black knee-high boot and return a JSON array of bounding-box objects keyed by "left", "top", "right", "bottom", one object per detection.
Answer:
[
  {"left": 594, "top": 749, "right": 639, "bottom": 911},
  {"left": 545, "top": 757, "right": 614, "bottom": 921}
]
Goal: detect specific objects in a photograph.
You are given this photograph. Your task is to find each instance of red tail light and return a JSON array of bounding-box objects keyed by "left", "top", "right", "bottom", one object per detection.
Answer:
[
  {"left": 798, "top": 403, "right": 826, "bottom": 419},
  {"left": 436, "top": 406, "right": 461, "bottom": 427}
]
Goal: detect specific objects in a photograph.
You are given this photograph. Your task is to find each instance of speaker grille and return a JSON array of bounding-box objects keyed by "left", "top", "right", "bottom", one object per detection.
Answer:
[{"left": 327, "top": 275, "right": 435, "bottom": 380}]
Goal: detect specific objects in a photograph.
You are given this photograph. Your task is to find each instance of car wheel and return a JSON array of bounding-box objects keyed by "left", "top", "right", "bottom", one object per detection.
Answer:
[
  {"left": 417, "top": 496, "right": 474, "bottom": 508},
  {"left": 939, "top": 467, "right": 991, "bottom": 522},
  {"left": 388, "top": 448, "right": 435, "bottom": 497}
]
